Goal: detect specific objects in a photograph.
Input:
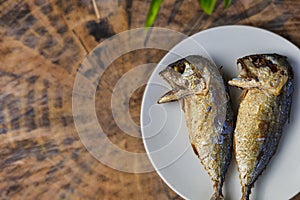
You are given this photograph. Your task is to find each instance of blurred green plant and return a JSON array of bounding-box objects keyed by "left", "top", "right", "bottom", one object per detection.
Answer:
[{"left": 145, "top": 0, "right": 231, "bottom": 27}]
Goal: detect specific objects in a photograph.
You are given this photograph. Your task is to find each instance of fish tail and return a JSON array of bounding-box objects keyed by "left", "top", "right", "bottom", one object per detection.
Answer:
[
  {"left": 210, "top": 181, "right": 224, "bottom": 200},
  {"left": 240, "top": 185, "right": 251, "bottom": 200}
]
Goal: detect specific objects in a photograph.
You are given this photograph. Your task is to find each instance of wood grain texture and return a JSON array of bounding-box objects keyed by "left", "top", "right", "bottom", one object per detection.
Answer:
[{"left": 0, "top": 0, "right": 300, "bottom": 199}]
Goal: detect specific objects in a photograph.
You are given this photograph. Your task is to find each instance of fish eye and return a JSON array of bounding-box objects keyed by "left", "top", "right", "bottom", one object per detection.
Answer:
[
  {"left": 169, "top": 59, "right": 187, "bottom": 74},
  {"left": 250, "top": 55, "right": 278, "bottom": 73},
  {"left": 173, "top": 66, "right": 185, "bottom": 74}
]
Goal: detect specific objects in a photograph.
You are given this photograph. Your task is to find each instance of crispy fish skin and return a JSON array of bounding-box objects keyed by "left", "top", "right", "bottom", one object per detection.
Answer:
[
  {"left": 229, "top": 54, "right": 294, "bottom": 200},
  {"left": 158, "top": 56, "right": 234, "bottom": 200},
  {"left": 183, "top": 92, "right": 233, "bottom": 200}
]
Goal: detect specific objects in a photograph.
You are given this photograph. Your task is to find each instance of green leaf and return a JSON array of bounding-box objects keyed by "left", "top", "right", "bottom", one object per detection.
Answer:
[
  {"left": 224, "top": 0, "right": 231, "bottom": 8},
  {"left": 145, "top": 0, "right": 164, "bottom": 27},
  {"left": 198, "top": 0, "right": 217, "bottom": 15}
]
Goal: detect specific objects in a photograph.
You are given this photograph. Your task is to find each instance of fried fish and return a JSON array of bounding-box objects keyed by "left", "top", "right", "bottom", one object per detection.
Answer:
[
  {"left": 229, "top": 54, "right": 294, "bottom": 200},
  {"left": 158, "top": 55, "right": 234, "bottom": 200}
]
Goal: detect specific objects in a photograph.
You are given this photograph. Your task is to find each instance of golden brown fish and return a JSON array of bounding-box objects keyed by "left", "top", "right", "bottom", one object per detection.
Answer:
[
  {"left": 158, "top": 55, "right": 234, "bottom": 200},
  {"left": 228, "top": 54, "right": 294, "bottom": 200}
]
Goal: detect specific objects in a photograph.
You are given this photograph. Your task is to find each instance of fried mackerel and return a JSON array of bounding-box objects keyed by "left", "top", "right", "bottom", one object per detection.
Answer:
[
  {"left": 158, "top": 55, "right": 234, "bottom": 200},
  {"left": 228, "top": 54, "right": 294, "bottom": 200}
]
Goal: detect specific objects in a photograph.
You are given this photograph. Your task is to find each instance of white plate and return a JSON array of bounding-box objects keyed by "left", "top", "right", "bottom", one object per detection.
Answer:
[{"left": 141, "top": 25, "right": 300, "bottom": 200}]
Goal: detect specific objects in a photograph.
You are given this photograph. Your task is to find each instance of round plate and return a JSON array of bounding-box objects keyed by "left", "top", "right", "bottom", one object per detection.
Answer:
[{"left": 141, "top": 25, "right": 300, "bottom": 200}]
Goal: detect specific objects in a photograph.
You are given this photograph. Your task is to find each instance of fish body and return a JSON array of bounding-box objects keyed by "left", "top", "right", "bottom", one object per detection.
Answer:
[
  {"left": 228, "top": 54, "right": 294, "bottom": 200},
  {"left": 158, "top": 55, "right": 234, "bottom": 200}
]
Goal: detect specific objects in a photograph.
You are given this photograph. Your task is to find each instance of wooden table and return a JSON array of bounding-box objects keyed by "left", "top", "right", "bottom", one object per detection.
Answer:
[{"left": 1, "top": 0, "right": 300, "bottom": 199}]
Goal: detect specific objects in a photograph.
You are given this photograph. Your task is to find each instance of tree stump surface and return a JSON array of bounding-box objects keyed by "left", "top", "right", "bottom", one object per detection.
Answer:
[{"left": 1, "top": 0, "right": 300, "bottom": 199}]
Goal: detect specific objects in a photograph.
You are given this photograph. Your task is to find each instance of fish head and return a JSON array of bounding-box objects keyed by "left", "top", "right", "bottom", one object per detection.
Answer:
[
  {"left": 157, "top": 58, "right": 208, "bottom": 104},
  {"left": 228, "top": 54, "right": 291, "bottom": 96}
]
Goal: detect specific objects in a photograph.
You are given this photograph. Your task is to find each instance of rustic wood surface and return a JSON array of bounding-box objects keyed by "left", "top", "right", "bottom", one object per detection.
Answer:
[{"left": 1, "top": 0, "right": 300, "bottom": 199}]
